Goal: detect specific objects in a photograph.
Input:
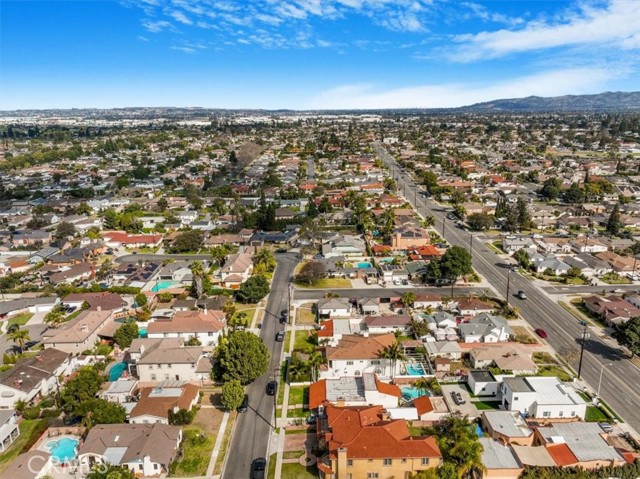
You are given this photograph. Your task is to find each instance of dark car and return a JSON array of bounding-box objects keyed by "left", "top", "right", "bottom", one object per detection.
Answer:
[
  {"left": 266, "top": 380, "right": 278, "bottom": 396},
  {"left": 251, "top": 458, "right": 266, "bottom": 479},
  {"left": 535, "top": 328, "right": 549, "bottom": 339},
  {"left": 516, "top": 290, "right": 527, "bottom": 300},
  {"left": 24, "top": 341, "right": 38, "bottom": 350},
  {"left": 450, "top": 391, "right": 460, "bottom": 405},
  {"left": 7, "top": 323, "right": 19, "bottom": 334},
  {"left": 237, "top": 394, "right": 249, "bottom": 413},
  {"left": 275, "top": 331, "right": 285, "bottom": 342}
]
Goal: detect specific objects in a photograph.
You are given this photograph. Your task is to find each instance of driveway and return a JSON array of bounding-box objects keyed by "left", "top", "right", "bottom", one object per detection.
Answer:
[
  {"left": 0, "top": 323, "right": 49, "bottom": 354},
  {"left": 440, "top": 383, "right": 479, "bottom": 418}
]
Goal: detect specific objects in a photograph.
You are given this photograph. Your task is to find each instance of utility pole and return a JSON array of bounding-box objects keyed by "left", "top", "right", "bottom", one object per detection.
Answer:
[
  {"left": 442, "top": 216, "right": 446, "bottom": 237},
  {"left": 469, "top": 234, "right": 474, "bottom": 260},
  {"left": 597, "top": 363, "right": 612, "bottom": 397},
  {"left": 577, "top": 321, "right": 590, "bottom": 380},
  {"left": 506, "top": 268, "right": 511, "bottom": 307}
]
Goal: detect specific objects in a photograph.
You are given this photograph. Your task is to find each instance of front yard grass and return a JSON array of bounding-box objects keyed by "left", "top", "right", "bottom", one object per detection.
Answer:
[
  {"left": 0, "top": 419, "right": 47, "bottom": 471},
  {"left": 585, "top": 406, "right": 609, "bottom": 422},
  {"left": 6, "top": 312, "right": 34, "bottom": 328},
  {"left": 267, "top": 453, "right": 277, "bottom": 479},
  {"left": 512, "top": 326, "right": 538, "bottom": 344},
  {"left": 601, "top": 272, "right": 631, "bottom": 284},
  {"left": 474, "top": 401, "right": 502, "bottom": 411},
  {"left": 171, "top": 425, "right": 215, "bottom": 477},
  {"left": 295, "top": 278, "right": 351, "bottom": 289},
  {"left": 281, "top": 462, "right": 319, "bottom": 479},
  {"left": 293, "top": 330, "right": 315, "bottom": 354},
  {"left": 288, "top": 386, "right": 309, "bottom": 407},
  {"left": 536, "top": 365, "right": 573, "bottom": 382},
  {"left": 297, "top": 303, "right": 316, "bottom": 325}
]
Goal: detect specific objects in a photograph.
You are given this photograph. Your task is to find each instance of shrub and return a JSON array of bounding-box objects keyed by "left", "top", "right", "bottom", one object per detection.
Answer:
[{"left": 22, "top": 406, "right": 41, "bottom": 420}]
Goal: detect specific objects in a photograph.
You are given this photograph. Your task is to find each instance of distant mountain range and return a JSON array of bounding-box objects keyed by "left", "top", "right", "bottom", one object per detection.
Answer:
[
  {"left": 459, "top": 91, "right": 640, "bottom": 113},
  {"left": 2, "top": 91, "right": 639, "bottom": 116}
]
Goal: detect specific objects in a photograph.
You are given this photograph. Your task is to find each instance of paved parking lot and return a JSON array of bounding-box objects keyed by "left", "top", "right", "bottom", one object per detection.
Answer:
[{"left": 441, "top": 383, "right": 480, "bottom": 418}]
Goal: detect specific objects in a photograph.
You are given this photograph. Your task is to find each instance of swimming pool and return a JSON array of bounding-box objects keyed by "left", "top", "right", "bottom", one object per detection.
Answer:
[
  {"left": 109, "top": 362, "right": 128, "bottom": 381},
  {"left": 151, "top": 280, "right": 179, "bottom": 292},
  {"left": 138, "top": 328, "right": 147, "bottom": 338},
  {"left": 401, "top": 386, "right": 426, "bottom": 400},
  {"left": 357, "top": 262, "right": 372, "bottom": 269},
  {"left": 46, "top": 437, "right": 79, "bottom": 462},
  {"left": 475, "top": 424, "right": 484, "bottom": 438},
  {"left": 405, "top": 363, "right": 426, "bottom": 376}
]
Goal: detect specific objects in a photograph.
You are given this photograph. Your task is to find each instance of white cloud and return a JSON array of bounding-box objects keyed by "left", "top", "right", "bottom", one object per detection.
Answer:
[
  {"left": 136, "top": 35, "right": 149, "bottom": 41},
  {"left": 141, "top": 19, "right": 173, "bottom": 32},
  {"left": 166, "top": 9, "right": 192, "bottom": 25},
  {"left": 451, "top": 0, "right": 640, "bottom": 61},
  {"left": 306, "top": 67, "right": 620, "bottom": 109},
  {"left": 171, "top": 45, "right": 196, "bottom": 53}
]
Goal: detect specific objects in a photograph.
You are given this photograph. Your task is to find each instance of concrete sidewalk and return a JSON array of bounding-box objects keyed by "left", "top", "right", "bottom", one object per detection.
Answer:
[{"left": 206, "top": 411, "right": 230, "bottom": 477}]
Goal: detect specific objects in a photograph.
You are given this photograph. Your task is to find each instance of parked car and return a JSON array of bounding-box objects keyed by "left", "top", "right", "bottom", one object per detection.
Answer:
[
  {"left": 266, "top": 380, "right": 278, "bottom": 396},
  {"left": 306, "top": 414, "right": 317, "bottom": 425},
  {"left": 7, "top": 323, "right": 19, "bottom": 334},
  {"left": 456, "top": 392, "right": 465, "bottom": 404},
  {"left": 237, "top": 394, "right": 249, "bottom": 413},
  {"left": 250, "top": 458, "right": 266, "bottom": 479},
  {"left": 611, "top": 288, "right": 624, "bottom": 294},
  {"left": 450, "top": 391, "right": 462, "bottom": 405},
  {"left": 535, "top": 328, "right": 549, "bottom": 339},
  {"left": 24, "top": 341, "right": 38, "bottom": 350},
  {"left": 598, "top": 422, "right": 613, "bottom": 433},
  {"left": 516, "top": 290, "right": 527, "bottom": 300},
  {"left": 275, "top": 331, "right": 285, "bottom": 342}
]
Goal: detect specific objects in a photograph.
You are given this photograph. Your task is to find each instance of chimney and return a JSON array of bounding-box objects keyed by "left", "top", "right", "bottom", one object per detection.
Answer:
[
  {"left": 337, "top": 447, "right": 348, "bottom": 478},
  {"left": 81, "top": 324, "right": 89, "bottom": 333},
  {"left": 96, "top": 306, "right": 102, "bottom": 312}
]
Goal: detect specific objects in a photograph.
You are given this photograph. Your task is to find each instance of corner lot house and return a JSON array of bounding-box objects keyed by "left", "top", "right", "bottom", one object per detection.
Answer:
[
  {"left": 317, "top": 298, "right": 352, "bottom": 319},
  {"left": 78, "top": 423, "right": 182, "bottom": 476}
]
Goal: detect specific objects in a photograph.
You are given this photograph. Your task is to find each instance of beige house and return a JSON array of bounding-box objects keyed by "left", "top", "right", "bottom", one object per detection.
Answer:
[
  {"left": 219, "top": 252, "right": 254, "bottom": 289},
  {"left": 42, "top": 310, "right": 113, "bottom": 354}
]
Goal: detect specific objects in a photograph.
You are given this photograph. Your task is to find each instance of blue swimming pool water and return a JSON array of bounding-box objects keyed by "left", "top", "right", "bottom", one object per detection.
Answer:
[
  {"left": 475, "top": 424, "right": 484, "bottom": 437},
  {"left": 357, "top": 262, "right": 372, "bottom": 269},
  {"left": 109, "top": 362, "right": 128, "bottom": 381},
  {"left": 138, "top": 328, "right": 147, "bottom": 338},
  {"left": 401, "top": 386, "right": 426, "bottom": 400},
  {"left": 379, "top": 258, "right": 394, "bottom": 263},
  {"left": 405, "top": 363, "right": 426, "bottom": 376},
  {"left": 151, "top": 280, "right": 179, "bottom": 292},
  {"left": 46, "top": 437, "right": 79, "bottom": 462}
]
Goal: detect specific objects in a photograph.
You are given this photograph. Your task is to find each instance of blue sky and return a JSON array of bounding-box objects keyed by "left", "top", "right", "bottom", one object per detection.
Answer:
[{"left": 2, "top": 0, "right": 639, "bottom": 110}]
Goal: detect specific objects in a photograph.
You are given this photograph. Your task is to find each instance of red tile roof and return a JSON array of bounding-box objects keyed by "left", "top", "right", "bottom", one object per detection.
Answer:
[
  {"left": 546, "top": 443, "right": 578, "bottom": 466},
  {"left": 374, "top": 377, "right": 401, "bottom": 398},
  {"left": 413, "top": 396, "right": 435, "bottom": 416},
  {"left": 309, "top": 380, "right": 327, "bottom": 409}
]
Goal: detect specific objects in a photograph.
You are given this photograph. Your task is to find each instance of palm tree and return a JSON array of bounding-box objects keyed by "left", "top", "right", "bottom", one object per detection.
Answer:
[
  {"left": 306, "top": 352, "right": 325, "bottom": 382},
  {"left": 254, "top": 247, "right": 277, "bottom": 273},
  {"left": 45, "top": 308, "right": 65, "bottom": 328},
  {"left": 9, "top": 328, "right": 30, "bottom": 354},
  {"left": 190, "top": 261, "right": 205, "bottom": 299},
  {"left": 401, "top": 291, "right": 415, "bottom": 309},
  {"left": 423, "top": 215, "right": 436, "bottom": 228},
  {"left": 378, "top": 342, "right": 406, "bottom": 381},
  {"left": 413, "top": 377, "right": 431, "bottom": 396}
]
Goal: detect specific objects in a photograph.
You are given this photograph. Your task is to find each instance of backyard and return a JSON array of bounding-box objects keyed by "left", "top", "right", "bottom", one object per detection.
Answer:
[
  {"left": 0, "top": 419, "right": 47, "bottom": 472},
  {"left": 170, "top": 426, "right": 215, "bottom": 477}
]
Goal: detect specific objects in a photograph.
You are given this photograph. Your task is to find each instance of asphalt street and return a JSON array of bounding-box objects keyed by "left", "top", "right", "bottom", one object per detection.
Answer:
[
  {"left": 223, "top": 252, "right": 299, "bottom": 479},
  {"left": 373, "top": 141, "right": 640, "bottom": 432}
]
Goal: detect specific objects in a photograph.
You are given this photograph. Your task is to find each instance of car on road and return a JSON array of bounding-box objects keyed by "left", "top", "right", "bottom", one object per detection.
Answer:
[
  {"left": 446, "top": 213, "right": 455, "bottom": 220},
  {"left": 611, "top": 288, "right": 624, "bottom": 294},
  {"left": 266, "top": 380, "right": 278, "bottom": 396},
  {"left": 535, "top": 328, "right": 549, "bottom": 339},
  {"left": 516, "top": 290, "right": 527, "bottom": 300},
  {"left": 275, "top": 331, "right": 285, "bottom": 342},
  {"left": 280, "top": 310, "right": 289, "bottom": 323},
  {"left": 250, "top": 458, "right": 266, "bottom": 479},
  {"left": 237, "top": 394, "right": 249, "bottom": 413}
]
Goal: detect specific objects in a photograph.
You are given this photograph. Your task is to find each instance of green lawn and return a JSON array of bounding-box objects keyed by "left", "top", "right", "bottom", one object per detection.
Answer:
[
  {"left": 283, "top": 450, "right": 305, "bottom": 459},
  {"left": 474, "top": 401, "right": 502, "bottom": 411},
  {"left": 170, "top": 426, "right": 215, "bottom": 477},
  {"left": 0, "top": 419, "right": 47, "bottom": 471},
  {"left": 7, "top": 312, "right": 34, "bottom": 328},
  {"left": 286, "top": 407, "right": 309, "bottom": 418},
  {"left": 601, "top": 273, "right": 631, "bottom": 284},
  {"left": 281, "top": 462, "right": 319, "bottom": 479},
  {"left": 267, "top": 454, "right": 277, "bottom": 479},
  {"left": 295, "top": 278, "right": 351, "bottom": 289},
  {"left": 293, "top": 330, "right": 315, "bottom": 353},
  {"left": 288, "top": 386, "right": 309, "bottom": 407},
  {"left": 536, "top": 365, "right": 573, "bottom": 382},
  {"left": 585, "top": 406, "right": 609, "bottom": 422}
]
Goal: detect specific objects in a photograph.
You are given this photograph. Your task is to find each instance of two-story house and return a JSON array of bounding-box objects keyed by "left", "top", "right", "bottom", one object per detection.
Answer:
[{"left": 128, "top": 338, "right": 212, "bottom": 382}]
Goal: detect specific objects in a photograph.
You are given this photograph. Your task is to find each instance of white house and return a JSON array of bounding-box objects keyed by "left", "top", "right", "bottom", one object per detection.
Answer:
[
  {"left": 146, "top": 310, "right": 226, "bottom": 347},
  {"left": 502, "top": 237, "right": 536, "bottom": 255},
  {"left": 78, "top": 423, "right": 182, "bottom": 477},
  {"left": 321, "top": 333, "right": 397, "bottom": 379},
  {"left": 500, "top": 376, "right": 587, "bottom": 420},
  {"left": 0, "top": 409, "right": 19, "bottom": 452},
  {"left": 413, "top": 294, "right": 443, "bottom": 310},
  {"left": 219, "top": 253, "right": 253, "bottom": 289},
  {"left": 317, "top": 297, "right": 352, "bottom": 319},
  {"left": 459, "top": 314, "right": 513, "bottom": 343}
]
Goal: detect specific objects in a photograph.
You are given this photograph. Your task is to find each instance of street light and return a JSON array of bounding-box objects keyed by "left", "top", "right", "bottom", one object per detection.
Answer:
[
  {"left": 577, "top": 321, "right": 590, "bottom": 380},
  {"left": 597, "top": 363, "right": 613, "bottom": 398},
  {"left": 442, "top": 216, "right": 446, "bottom": 237},
  {"left": 505, "top": 268, "right": 511, "bottom": 307},
  {"left": 469, "top": 234, "right": 474, "bottom": 260}
]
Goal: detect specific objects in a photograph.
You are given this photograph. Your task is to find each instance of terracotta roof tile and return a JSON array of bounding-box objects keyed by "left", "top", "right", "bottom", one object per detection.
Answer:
[{"left": 546, "top": 443, "right": 578, "bottom": 466}]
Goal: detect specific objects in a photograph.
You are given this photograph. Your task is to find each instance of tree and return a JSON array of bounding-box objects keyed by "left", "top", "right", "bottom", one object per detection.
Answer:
[
  {"left": 516, "top": 197, "right": 531, "bottom": 229},
  {"left": 466, "top": 213, "right": 493, "bottom": 231},
  {"left": 563, "top": 183, "right": 585, "bottom": 204},
  {"left": 613, "top": 316, "right": 640, "bottom": 358},
  {"left": 78, "top": 399, "right": 126, "bottom": 428},
  {"left": 44, "top": 306, "right": 66, "bottom": 328},
  {"left": 221, "top": 379, "right": 245, "bottom": 411},
  {"left": 254, "top": 248, "right": 276, "bottom": 273},
  {"left": 215, "top": 331, "right": 270, "bottom": 384},
  {"left": 439, "top": 246, "right": 473, "bottom": 281},
  {"left": 114, "top": 321, "right": 139, "bottom": 349},
  {"left": 539, "top": 177, "right": 563, "bottom": 200},
  {"left": 606, "top": 204, "right": 622, "bottom": 237},
  {"left": 401, "top": 291, "right": 415, "bottom": 308},
  {"left": 190, "top": 260, "right": 206, "bottom": 299},
  {"left": 157, "top": 197, "right": 168, "bottom": 212},
  {"left": 235, "top": 276, "right": 270, "bottom": 303},
  {"left": 9, "top": 328, "right": 30, "bottom": 353},
  {"left": 168, "top": 408, "right": 196, "bottom": 425},
  {"left": 378, "top": 342, "right": 406, "bottom": 380},
  {"left": 134, "top": 292, "right": 147, "bottom": 307},
  {"left": 513, "top": 248, "right": 531, "bottom": 269},
  {"left": 296, "top": 260, "right": 326, "bottom": 284},
  {"left": 55, "top": 221, "right": 76, "bottom": 241},
  {"left": 171, "top": 230, "right": 204, "bottom": 253},
  {"left": 307, "top": 351, "right": 325, "bottom": 382},
  {"left": 86, "top": 464, "right": 135, "bottom": 479},
  {"left": 435, "top": 415, "right": 484, "bottom": 479},
  {"left": 410, "top": 318, "right": 429, "bottom": 338},
  {"left": 60, "top": 367, "right": 104, "bottom": 415}
]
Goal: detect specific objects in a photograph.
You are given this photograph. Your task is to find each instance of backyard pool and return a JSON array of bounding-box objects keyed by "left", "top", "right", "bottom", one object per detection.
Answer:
[
  {"left": 109, "top": 362, "right": 128, "bottom": 381},
  {"left": 475, "top": 423, "right": 484, "bottom": 438},
  {"left": 46, "top": 437, "right": 79, "bottom": 463},
  {"left": 405, "top": 363, "right": 427, "bottom": 376},
  {"left": 138, "top": 328, "right": 147, "bottom": 338},
  {"left": 151, "top": 280, "right": 179, "bottom": 292},
  {"left": 401, "top": 386, "right": 426, "bottom": 400},
  {"left": 357, "top": 262, "right": 373, "bottom": 269}
]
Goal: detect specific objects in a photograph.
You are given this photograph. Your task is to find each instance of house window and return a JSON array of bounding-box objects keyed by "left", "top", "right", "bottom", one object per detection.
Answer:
[
  {"left": 383, "top": 459, "right": 392, "bottom": 466},
  {"left": 401, "top": 459, "right": 407, "bottom": 464},
  {"left": 421, "top": 458, "right": 430, "bottom": 465},
  {"left": 154, "top": 464, "right": 158, "bottom": 470},
  {"left": 367, "top": 474, "right": 379, "bottom": 479},
  {"left": 347, "top": 361, "right": 354, "bottom": 365},
  {"left": 367, "top": 459, "right": 373, "bottom": 463},
  {"left": 139, "top": 465, "right": 143, "bottom": 471},
  {"left": 559, "top": 411, "right": 564, "bottom": 417},
  {"left": 208, "top": 332, "right": 213, "bottom": 336},
  {"left": 543, "top": 411, "right": 551, "bottom": 417},
  {"left": 168, "top": 364, "right": 172, "bottom": 368},
  {"left": 571, "top": 411, "right": 576, "bottom": 416},
  {"left": 513, "top": 396, "right": 518, "bottom": 400},
  {"left": 151, "top": 374, "right": 157, "bottom": 381},
  {"left": 371, "top": 360, "right": 380, "bottom": 365},
  {"left": 347, "top": 460, "right": 353, "bottom": 466}
]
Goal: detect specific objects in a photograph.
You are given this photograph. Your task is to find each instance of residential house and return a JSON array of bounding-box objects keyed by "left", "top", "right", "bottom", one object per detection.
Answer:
[
  {"left": 308, "top": 374, "right": 401, "bottom": 411},
  {"left": 482, "top": 411, "right": 534, "bottom": 446},
  {"left": 46, "top": 262, "right": 95, "bottom": 285},
  {"left": 42, "top": 310, "right": 113, "bottom": 355},
  {"left": 455, "top": 298, "right": 495, "bottom": 316},
  {"left": 480, "top": 438, "right": 524, "bottom": 479},
  {"left": 570, "top": 238, "right": 609, "bottom": 254},
  {"left": 413, "top": 294, "right": 443, "bottom": 310},
  {"left": 0, "top": 297, "right": 59, "bottom": 319},
  {"left": 219, "top": 253, "right": 254, "bottom": 289},
  {"left": 322, "top": 234, "right": 366, "bottom": 258},
  {"left": 78, "top": 423, "right": 182, "bottom": 477},
  {"left": 595, "top": 251, "right": 637, "bottom": 273},
  {"left": 146, "top": 310, "right": 226, "bottom": 347},
  {"left": 129, "top": 382, "right": 200, "bottom": 424},
  {"left": 391, "top": 226, "right": 431, "bottom": 251},
  {"left": 102, "top": 231, "right": 163, "bottom": 249},
  {"left": 317, "top": 298, "right": 352, "bottom": 319},
  {"left": 582, "top": 295, "right": 640, "bottom": 325},
  {"left": 535, "top": 256, "right": 571, "bottom": 276},
  {"left": 502, "top": 237, "right": 536, "bottom": 256},
  {"left": 576, "top": 253, "right": 613, "bottom": 276},
  {"left": 0, "top": 348, "right": 75, "bottom": 408},
  {"left": 358, "top": 298, "right": 380, "bottom": 315},
  {"left": 99, "top": 379, "right": 138, "bottom": 404},
  {"left": 467, "top": 370, "right": 500, "bottom": 397},
  {"left": 321, "top": 333, "right": 397, "bottom": 379},
  {"left": 500, "top": 376, "right": 587, "bottom": 420},
  {"left": 379, "top": 264, "right": 409, "bottom": 284},
  {"left": 459, "top": 314, "right": 513, "bottom": 343},
  {"left": 424, "top": 341, "right": 462, "bottom": 360},
  {"left": 470, "top": 346, "right": 538, "bottom": 375},
  {"left": 0, "top": 409, "right": 19, "bottom": 452},
  {"left": 363, "top": 315, "right": 411, "bottom": 335},
  {"left": 316, "top": 404, "right": 442, "bottom": 479},
  {"left": 128, "top": 338, "right": 212, "bottom": 382},
  {"left": 156, "top": 261, "right": 192, "bottom": 282},
  {"left": 62, "top": 292, "right": 128, "bottom": 316}
]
